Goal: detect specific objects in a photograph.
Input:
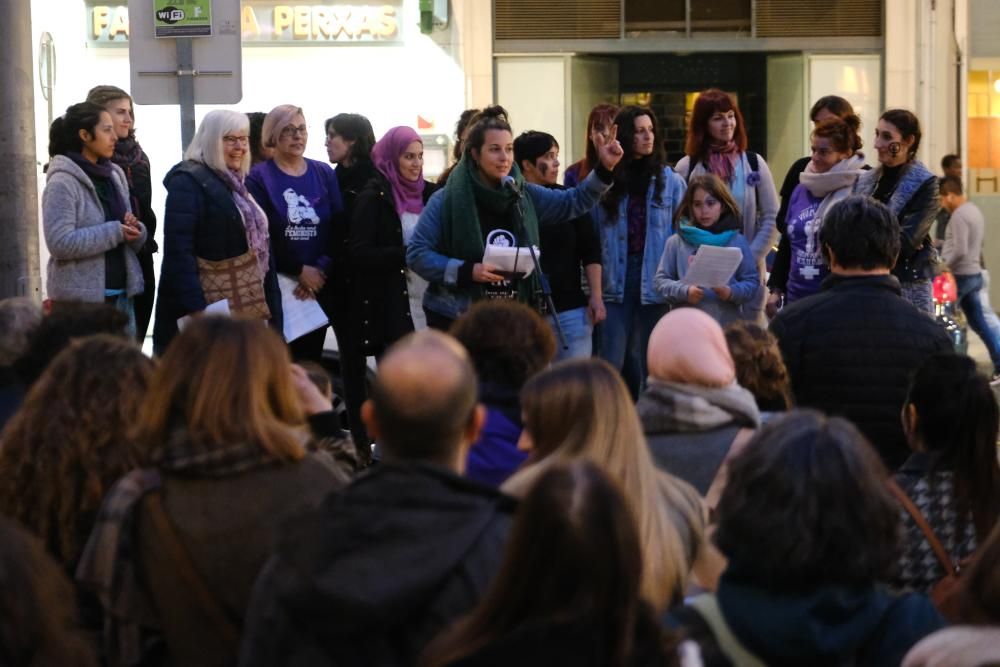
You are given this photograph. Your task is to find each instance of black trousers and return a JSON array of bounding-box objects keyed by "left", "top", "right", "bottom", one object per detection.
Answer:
[{"left": 134, "top": 251, "right": 156, "bottom": 343}]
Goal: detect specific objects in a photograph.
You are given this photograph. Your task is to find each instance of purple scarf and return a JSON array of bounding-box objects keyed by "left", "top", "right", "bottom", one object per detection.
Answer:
[
  {"left": 111, "top": 134, "right": 150, "bottom": 214},
  {"left": 217, "top": 168, "right": 271, "bottom": 277},
  {"left": 371, "top": 126, "right": 425, "bottom": 218},
  {"left": 67, "top": 152, "right": 129, "bottom": 223}
]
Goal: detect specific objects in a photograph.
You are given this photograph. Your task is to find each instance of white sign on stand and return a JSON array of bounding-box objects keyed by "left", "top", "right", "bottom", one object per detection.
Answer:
[{"left": 127, "top": 0, "right": 242, "bottom": 106}]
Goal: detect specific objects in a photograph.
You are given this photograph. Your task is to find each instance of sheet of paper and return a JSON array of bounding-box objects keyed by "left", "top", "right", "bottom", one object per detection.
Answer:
[
  {"left": 680, "top": 245, "right": 744, "bottom": 287},
  {"left": 177, "top": 298, "right": 230, "bottom": 331},
  {"left": 483, "top": 245, "right": 541, "bottom": 278},
  {"left": 278, "top": 274, "right": 329, "bottom": 342}
]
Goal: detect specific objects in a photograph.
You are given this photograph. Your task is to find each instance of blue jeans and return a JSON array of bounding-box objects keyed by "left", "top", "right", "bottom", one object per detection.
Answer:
[
  {"left": 549, "top": 306, "right": 593, "bottom": 362},
  {"left": 979, "top": 270, "right": 1000, "bottom": 344},
  {"left": 901, "top": 279, "right": 934, "bottom": 315},
  {"left": 956, "top": 272, "right": 1000, "bottom": 372},
  {"left": 598, "top": 254, "right": 668, "bottom": 400}
]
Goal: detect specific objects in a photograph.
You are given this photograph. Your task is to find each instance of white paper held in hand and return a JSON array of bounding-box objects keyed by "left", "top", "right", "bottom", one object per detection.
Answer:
[
  {"left": 177, "top": 298, "right": 231, "bottom": 331},
  {"left": 681, "top": 245, "right": 743, "bottom": 287},
  {"left": 278, "top": 274, "right": 329, "bottom": 342},
  {"left": 483, "top": 245, "right": 541, "bottom": 278}
]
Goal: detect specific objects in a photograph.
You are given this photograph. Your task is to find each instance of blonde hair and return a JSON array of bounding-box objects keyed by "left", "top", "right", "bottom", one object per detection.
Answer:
[
  {"left": 134, "top": 317, "right": 307, "bottom": 461},
  {"left": 262, "top": 104, "right": 304, "bottom": 149},
  {"left": 185, "top": 109, "right": 250, "bottom": 176},
  {"left": 503, "top": 358, "right": 706, "bottom": 611}
]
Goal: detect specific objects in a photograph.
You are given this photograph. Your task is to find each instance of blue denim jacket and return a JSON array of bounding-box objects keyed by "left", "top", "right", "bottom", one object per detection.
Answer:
[
  {"left": 594, "top": 167, "right": 687, "bottom": 304},
  {"left": 407, "top": 170, "right": 611, "bottom": 320}
]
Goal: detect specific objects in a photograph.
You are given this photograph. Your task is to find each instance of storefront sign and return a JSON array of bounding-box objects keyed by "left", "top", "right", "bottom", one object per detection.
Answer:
[
  {"left": 153, "top": 0, "right": 213, "bottom": 38},
  {"left": 89, "top": 1, "right": 401, "bottom": 44}
]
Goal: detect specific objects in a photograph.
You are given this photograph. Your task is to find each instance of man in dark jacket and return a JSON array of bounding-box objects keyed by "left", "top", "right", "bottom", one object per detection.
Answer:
[
  {"left": 770, "top": 196, "right": 952, "bottom": 469},
  {"left": 239, "top": 330, "right": 514, "bottom": 667}
]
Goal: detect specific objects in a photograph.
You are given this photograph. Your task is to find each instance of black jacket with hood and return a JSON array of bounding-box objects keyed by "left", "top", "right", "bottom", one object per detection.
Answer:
[{"left": 238, "top": 462, "right": 515, "bottom": 667}]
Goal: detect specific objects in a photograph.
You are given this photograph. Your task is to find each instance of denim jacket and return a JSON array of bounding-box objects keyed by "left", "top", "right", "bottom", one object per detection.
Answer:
[
  {"left": 407, "top": 169, "right": 611, "bottom": 320},
  {"left": 593, "top": 167, "right": 687, "bottom": 304}
]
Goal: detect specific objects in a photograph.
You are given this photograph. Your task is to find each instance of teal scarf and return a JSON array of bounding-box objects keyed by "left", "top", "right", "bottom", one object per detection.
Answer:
[
  {"left": 439, "top": 157, "right": 541, "bottom": 304},
  {"left": 678, "top": 221, "right": 736, "bottom": 248}
]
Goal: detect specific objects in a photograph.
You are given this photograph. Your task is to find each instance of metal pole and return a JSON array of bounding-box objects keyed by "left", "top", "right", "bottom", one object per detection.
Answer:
[
  {"left": 0, "top": 0, "right": 41, "bottom": 300},
  {"left": 176, "top": 37, "right": 196, "bottom": 155}
]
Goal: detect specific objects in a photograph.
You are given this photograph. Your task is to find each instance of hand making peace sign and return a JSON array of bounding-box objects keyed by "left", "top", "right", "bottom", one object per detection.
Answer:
[{"left": 593, "top": 123, "right": 625, "bottom": 172}]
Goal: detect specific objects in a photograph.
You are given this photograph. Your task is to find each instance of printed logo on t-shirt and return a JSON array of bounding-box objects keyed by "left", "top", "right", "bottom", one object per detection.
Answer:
[
  {"left": 790, "top": 204, "right": 825, "bottom": 281},
  {"left": 282, "top": 188, "right": 320, "bottom": 240}
]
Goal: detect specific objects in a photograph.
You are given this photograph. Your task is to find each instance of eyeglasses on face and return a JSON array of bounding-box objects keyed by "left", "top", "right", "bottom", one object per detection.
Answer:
[
  {"left": 281, "top": 124, "right": 308, "bottom": 138},
  {"left": 223, "top": 135, "right": 250, "bottom": 146}
]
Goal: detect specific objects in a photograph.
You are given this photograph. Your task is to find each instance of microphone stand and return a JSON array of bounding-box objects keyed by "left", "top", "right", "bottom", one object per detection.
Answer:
[{"left": 508, "top": 183, "right": 568, "bottom": 351}]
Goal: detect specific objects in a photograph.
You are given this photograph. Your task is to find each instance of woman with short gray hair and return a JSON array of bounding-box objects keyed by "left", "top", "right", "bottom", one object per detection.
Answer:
[{"left": 153, "top": 109, "right": 281, "bottom": 354}]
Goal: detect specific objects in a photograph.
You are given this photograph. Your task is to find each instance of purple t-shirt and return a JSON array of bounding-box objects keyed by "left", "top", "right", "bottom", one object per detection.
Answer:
[
  {"left": 627, "top": 195, "right": 647, "bottom": 256},
  {"left": 247, "top": 159, "right": 339, "bottom": 274},
  {"left": 785, "top": 184, "right": 827, "bottom": 303}
]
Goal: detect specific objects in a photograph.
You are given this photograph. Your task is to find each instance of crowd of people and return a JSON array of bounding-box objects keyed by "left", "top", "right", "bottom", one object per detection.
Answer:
[{"left": 0, "top": 83, "right": 998, "bottom": 666}]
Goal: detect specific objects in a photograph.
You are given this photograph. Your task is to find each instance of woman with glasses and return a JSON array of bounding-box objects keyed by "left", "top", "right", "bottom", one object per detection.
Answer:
[
  {"left": 247, "top": 104, "right": 345, "bottom": 361},
  {"left": 154, "top": 110, "right": 281, "bottom": 355}
]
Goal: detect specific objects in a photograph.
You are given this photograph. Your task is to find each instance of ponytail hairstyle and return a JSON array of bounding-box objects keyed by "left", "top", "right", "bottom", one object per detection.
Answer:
[
  {"left": 812, "top": 116, "right": 862, "bottom": 155},
  {"left": 880, "top": 109, "right": 922, "bottom": 160},
  {"left": 904, "top": 353, "right": 1000, "bottom": 541},
  {"left": 463, "top": 105, "right": 512, "bottom": 161},
  {"left": 601, "top": 105, "right": 665, "bottom": 218},
  {"left": 48, "top": 102, "right": 107, "bottom": 158},
  {"left": 723, "top": 321, "right": 793, "bottom": 412}
]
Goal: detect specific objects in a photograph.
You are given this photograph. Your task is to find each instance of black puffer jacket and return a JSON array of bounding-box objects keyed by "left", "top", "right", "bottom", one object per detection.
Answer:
[
  {"left": 349, "top": 174, "right": 438, "bottom": 354},
  {"left": 239, "top": 462, "right": 514, "bottom": 667},
  {"left": 854, "top": 161, "right": 940, "bottom": 282},
  {"left": 769, "top": 274, "right": 952, "bottom": 468},
  {"left": 154, "top": 160, "right": 282, "bottom": 353}
]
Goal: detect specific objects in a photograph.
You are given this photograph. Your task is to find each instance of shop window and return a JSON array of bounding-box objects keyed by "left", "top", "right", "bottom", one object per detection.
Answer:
[{"left": 968, "top": 70, "right": 1000, "bottom": 196}]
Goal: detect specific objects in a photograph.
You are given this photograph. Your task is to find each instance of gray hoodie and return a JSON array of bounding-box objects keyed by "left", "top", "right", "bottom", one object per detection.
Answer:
[{"left": 42, "top": 155, "right": 146, "bottom": 302}]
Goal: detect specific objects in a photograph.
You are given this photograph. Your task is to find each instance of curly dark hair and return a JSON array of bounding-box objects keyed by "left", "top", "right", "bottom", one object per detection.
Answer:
[
  {"left": 0, "top": 517, "right": 96, "bottom": 667},
  {"left": 714, "top": 410, "right": 900, "bottom": 591},
  {"left": 723, "top": 321, "right": 793, "bottom": 411},
  {"left": 0, "top": 335, "right": 153, "bottom": 567},
  {"left": 602, "top": 106, "right": 666, "bottom": 218},
  {"left": 450, "top": 301, "right": 555, "bottom": 390}
]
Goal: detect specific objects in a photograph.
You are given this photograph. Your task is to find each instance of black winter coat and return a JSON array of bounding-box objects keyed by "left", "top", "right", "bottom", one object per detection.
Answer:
[
  {"left": 770, "top": 274, "right": 952, "bottom": 468},
  {"left": 153, "top": 160, "right": 282, "bottom": 353},
  {"left": 349, "top": 175, "right": 438, "bottom": 354},
  {"left": 238, "top": 462, "right": 514, "bottom": 667}
]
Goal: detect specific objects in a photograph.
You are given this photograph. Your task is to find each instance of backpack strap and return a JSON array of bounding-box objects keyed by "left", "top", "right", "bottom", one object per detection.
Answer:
[
  {"left": 689, "top": 594, "right": 768, "bottom": 667},
  {"left": 886, "top": 478, "right": 958, "bottom": 575},
  {"left": 746, "top": 151, "right": 759, "bottom": 173},
  {"left": 142, "top": 491, "right": 242, "bottom": 648}
]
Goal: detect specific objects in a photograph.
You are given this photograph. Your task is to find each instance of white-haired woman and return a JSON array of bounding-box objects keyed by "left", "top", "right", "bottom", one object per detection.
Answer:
[
  {"left": 246, "top": 104, "right": 344, "bottom": 362},
  {"left": 153, "top": 109, "right": 281, "bottom": 355}
]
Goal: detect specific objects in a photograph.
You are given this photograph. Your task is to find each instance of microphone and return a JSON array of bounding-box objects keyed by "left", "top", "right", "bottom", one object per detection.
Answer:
[{"left": 501, "top": 175, "right": 522, "bottom": 196}]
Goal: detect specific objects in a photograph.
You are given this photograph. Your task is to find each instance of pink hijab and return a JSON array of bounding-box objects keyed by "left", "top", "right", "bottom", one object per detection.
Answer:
[
  {"left": 646, "top": 309, "right": 736, "bottom": 388},
  {"left": 370, "top": 126, "right": 425, "bottom": 218}
]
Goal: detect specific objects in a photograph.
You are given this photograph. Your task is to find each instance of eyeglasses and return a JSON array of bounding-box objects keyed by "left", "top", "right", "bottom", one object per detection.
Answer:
[
  {"left": 223, "top": 135, "right": 250, "bottom": 146},
  {"left": 281, "top": 125, "right": 308, "bottom": 138}
]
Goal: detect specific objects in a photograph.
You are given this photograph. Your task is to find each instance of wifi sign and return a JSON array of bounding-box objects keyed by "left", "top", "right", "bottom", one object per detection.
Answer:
[{"left": 156, "top": 7, "right": 186, "bottom": 23}]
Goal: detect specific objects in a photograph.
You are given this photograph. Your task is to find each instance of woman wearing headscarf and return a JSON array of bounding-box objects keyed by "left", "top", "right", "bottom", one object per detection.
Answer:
[
  {"left": 350, "top": 126, "right": 438, "bottom": 354},
  {"left": 637, "top": 309, "right": 761, "bottom": 508},
  {"left": 86, "top": 85, "right": 157, "bottom": 342}
]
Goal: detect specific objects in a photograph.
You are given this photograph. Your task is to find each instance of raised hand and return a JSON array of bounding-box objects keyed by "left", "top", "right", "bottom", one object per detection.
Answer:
[{"left": 594, "top": 123, "right": 624, "bottom": 171}]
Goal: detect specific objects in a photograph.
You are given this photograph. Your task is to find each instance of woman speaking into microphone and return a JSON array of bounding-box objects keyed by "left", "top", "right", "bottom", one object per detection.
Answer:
[{"left": 407, "top": 106, "right": 624, "bottom": 330}]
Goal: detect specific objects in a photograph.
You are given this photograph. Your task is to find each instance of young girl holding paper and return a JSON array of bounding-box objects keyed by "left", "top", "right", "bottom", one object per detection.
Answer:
[{"left": 654, "top": 174, "right": 760, "bottom": 326}]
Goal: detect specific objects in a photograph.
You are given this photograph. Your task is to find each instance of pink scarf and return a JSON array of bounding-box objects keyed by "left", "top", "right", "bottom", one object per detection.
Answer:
[
  {"left": 647, "top": 309, "right": 736, "bottom": 388},
  {"left": 707, "top": 140, "right": 740, "bottom": 183}
]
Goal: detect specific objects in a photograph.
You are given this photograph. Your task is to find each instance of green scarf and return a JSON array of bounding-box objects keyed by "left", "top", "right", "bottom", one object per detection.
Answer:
[
  {"left": 440, "top": 157, "right": 542, "bottom": 304},
  {"left": 678, "top": 221, "right": 737, "bottom": 248}
]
